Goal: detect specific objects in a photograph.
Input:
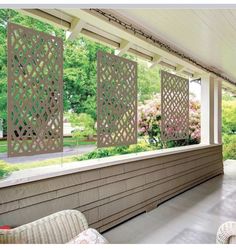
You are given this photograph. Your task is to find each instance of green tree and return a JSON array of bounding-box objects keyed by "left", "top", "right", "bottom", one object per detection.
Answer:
[
  {"left": 222, "top": 99, "right": 236, "bottom": 134},
  {"left": 0, "top": 9, "right": 162, "bottom": 130},
  {"left": 0, "top": 9, "right": 64, "bottom": 134},
  {"left": 63, "top": 37, "right": 113, "bottom": 119},
  {"left": 69, "top": 112, "right": 95, "bottom": 142},
  {"left": 138, "top": 61, "right": 161, "bottom": 102}
]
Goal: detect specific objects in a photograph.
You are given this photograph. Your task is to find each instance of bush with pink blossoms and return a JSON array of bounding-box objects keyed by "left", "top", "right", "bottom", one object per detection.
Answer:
[
  {"left": 138, "top": 94, "right": 201, "bottom": 148},
  {"left": 189, "top": 98, "right": 201, "bottom": 143}
]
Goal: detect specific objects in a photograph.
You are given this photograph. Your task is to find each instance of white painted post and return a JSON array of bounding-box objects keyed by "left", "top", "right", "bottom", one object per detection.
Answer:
[
  {"left": 201, "top": 74, "right": 215, "bottom": 144},
  {"left": 214, "top": 80, "right": 222, "bottom": 144}
]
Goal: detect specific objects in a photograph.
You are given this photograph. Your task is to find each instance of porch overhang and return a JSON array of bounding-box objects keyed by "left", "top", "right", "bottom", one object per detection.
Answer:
[
  {"left": 18, "top": 8, "right": 236, "bottom": 95},
  {"left": 0, "top": 6, "right": 230, "bottom": 233}
]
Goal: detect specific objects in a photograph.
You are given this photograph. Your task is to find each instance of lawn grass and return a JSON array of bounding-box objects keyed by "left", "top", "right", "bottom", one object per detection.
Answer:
[
  {"left": 0, "top": 137, "right": 96, "bottom": 177},
  {"left": 0, "top": 155, "right": 78, "bottom": 178},
  {"left": 12, "top": 155, "right": 77, "bottom": 170},
  {"left": 0, "top": 137, "right": 96, "bottom": 154},
  {"left": 0, "top": 140, "right": 7, "bottom": 153},
  {"left": 63, "top": 137, "right": 96, "bottom": 147}
]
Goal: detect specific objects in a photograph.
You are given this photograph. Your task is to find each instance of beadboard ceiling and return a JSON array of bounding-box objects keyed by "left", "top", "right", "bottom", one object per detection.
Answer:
[{"left": 110, "top": 9, "right": 236, "bottom": 86}]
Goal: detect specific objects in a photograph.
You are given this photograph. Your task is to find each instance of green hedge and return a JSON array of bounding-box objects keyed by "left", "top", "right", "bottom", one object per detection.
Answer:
[
  {"left": 0, "top": 161, "right": 13, "bottom": 178},
  {"left": 223, "top": 134, "right": 236, "bottom": 160},
  {"left": 76, "top": 141, "right": 153, "bottom": 161},
  {"left": 76, "top": 136, "right": 236, "bottom": 162}
]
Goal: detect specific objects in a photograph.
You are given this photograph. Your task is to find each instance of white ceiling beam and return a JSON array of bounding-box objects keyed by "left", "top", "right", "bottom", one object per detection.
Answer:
[
  {"left": 176, "top": 64, "right": 185, "bottom": 73},
  {"left": 18, "top": 9, "right": 236, "bottom": 92},
  {"left": 193, "top": 72, "right": 201, "bottom": 78},
  {"left": 64, "top": 9, "right": 205, "bottom": 75},
  {"left": 18, "top": 9, "right": 209, "bottom": 78},
  {"left": 148, "top": 54, "right": 162, "bottom": 69},
  {"left": 115, "top": 39, "right": 132, "bottom": 56},
  {"left": 67, "top": 18, "right": 86, "bottom": 40},
  {"left": 19, "top": 9, "right": 70, "bottom": 30}
]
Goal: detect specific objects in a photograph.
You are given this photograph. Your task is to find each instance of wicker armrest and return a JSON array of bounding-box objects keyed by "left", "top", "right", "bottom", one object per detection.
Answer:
[
  {"left": 0, "top": 210, "right": 88, "bottom": 244},
  {"left": 216, "top": 221, "right": 236, "bottom": 244}
]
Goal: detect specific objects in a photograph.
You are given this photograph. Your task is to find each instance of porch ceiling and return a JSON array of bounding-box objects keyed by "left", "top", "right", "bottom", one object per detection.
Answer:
[
  {"left": 19, "top": 8, "right": 236, "bottom": 94},
  {"left": 111, "top": 9, "right": 236, "bottom": 86}
]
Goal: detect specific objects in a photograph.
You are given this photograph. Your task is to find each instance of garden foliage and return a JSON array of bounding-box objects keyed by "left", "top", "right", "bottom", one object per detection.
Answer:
[
  {"left": 138, "top": 94, "right": 201, "bottom": 148},
  {"left": 69, "top": 112, "right": 96, "bottom": 141}
]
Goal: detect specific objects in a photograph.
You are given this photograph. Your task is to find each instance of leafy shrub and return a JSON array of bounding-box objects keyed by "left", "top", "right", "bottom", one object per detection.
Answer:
[
  {"left": 222, "top": 96, "right": 236, "bottom": 160},
  {"left": 223, "top": 134, "right": 236, "bottom": 160},
  {"left": 76, "top": 141, "right": 153, "bottom": 161},
  {"left": 222, "top": 99, "right": 236, "bottom": 134},
  {"left": 126, "top": 142, "right": 152, "bottom": 153},
  {"left": 69, "top": 113, "right": 96, "bottom": 141},
  {"left": 0, "top": 161, "right": 12, "bottom": 178}
]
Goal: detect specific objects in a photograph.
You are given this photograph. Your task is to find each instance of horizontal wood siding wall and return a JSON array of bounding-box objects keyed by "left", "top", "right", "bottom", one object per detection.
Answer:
[{"left": 0, "top": 145, "right": 223, "bottom": 232}]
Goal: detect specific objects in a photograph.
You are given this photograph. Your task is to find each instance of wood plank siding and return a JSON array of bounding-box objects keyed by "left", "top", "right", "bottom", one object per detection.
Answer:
[{"left": 0, "top": 145, "right": 223, "bottom": 232}]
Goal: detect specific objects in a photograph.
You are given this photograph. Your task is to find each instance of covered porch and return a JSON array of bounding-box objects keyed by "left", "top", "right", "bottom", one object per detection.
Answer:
[
  {"left": 104, "top": 160, "right": 236, "bottom": 244},
  {"left": 0, "top": 6, "right": 236, "bottom": 244}
]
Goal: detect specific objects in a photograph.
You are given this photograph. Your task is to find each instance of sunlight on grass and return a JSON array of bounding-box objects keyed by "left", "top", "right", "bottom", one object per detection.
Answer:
[
  {"left": 0, "top": 140, "right": 7, "bottom": 153},
  {"left": 0, "top": 137, "right": 97, "bottom": 177},
  {"left": 4, "top": 155, "right": 77, "bottom": 172},
  {"left": 0, "top": 138, "right": 96, "bottom": 154},
  {"left": 0, "top": 156, "right": 76, "bottom": 179}
]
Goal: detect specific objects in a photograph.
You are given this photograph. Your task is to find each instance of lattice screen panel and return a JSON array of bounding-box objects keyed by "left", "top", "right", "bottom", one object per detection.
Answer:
[
  {"left": 7, "top": 23, "right": 63, "bottom": 157},
  {"left": 97, "top": 51, "right": 137, "bottom": 148},
  {"left": 161, "top": 70, "right": 189, "bottom": 141}
]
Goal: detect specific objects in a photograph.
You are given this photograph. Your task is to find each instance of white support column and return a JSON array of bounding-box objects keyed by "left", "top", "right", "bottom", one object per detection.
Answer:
[
  {"left": 201, "top": 74, "right": 215, "bottom": 144},
  {"left": 214, "top": 79, "right": 222, "bottom": 144}
]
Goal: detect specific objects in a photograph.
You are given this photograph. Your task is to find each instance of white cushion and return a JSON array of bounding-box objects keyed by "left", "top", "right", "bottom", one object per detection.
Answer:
[{"left": 67, "top": 228, "right": 108, "bottom": 244}]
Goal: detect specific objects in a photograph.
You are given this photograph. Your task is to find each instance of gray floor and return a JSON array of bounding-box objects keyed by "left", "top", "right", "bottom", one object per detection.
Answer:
[{"left": 103, "top": 160, "right": 236, "bottom": 244}]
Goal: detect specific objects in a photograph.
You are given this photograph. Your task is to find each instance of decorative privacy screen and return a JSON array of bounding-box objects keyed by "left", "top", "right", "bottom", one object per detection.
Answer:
[
  {"left": 7, "top": 23, "right": 63, "bottom": 157},
  {"left": 161, "top": 70, "right": 189, "bottom": 141},
  {"left": 97, "top": 51, "right": 137, "bottom": 148}
]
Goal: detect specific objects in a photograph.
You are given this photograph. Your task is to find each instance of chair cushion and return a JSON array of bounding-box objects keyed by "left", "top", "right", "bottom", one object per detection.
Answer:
[
  {"left": 217, "top": 221, "right": 236, "bottom": 244},
  {"left": 67, "top": 228, "right": 108, "bottom": 244},
  {"left": 0, "top": 226, "right": 11, "bottom": 230}
]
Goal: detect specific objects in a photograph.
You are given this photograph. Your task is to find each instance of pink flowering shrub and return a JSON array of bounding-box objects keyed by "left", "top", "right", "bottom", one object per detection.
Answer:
[
  {"left": 138, "top": 94, "right": 201, "bottom": 148},
  {"left": 138, "top": 94, "right": 162, "bottom": 147},
  {"left": 189, "top": 98, "right": 201, "bottom": 143}
]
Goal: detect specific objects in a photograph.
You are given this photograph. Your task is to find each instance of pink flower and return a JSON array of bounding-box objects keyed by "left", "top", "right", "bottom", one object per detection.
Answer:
[{"left": 141, "top": 127, "right": 146, "bottom": 132}]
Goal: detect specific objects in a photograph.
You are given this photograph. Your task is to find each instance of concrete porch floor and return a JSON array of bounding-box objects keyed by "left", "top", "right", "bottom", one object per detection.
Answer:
[{"left": 103, "top": 160, "right": 236, "bottom": 244}]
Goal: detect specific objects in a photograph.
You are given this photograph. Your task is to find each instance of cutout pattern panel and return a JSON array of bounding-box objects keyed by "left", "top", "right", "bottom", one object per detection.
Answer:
[
  {"left": 97, "top": 51, "right": 137, "bottom": 147},
  {"left": 161, "top": 70, "right": 189, "bottom": 141},
  {"left": 7, "top": 23, "right": 63, "bottom": 157}
]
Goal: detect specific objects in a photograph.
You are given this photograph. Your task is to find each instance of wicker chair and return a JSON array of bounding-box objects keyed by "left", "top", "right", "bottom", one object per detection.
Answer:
[
  {"left": 0, "top": 210, "right": 107, "bottom": 244},
  {"left": 217, "top": 221, "right": 236, "bottom": 244}
]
